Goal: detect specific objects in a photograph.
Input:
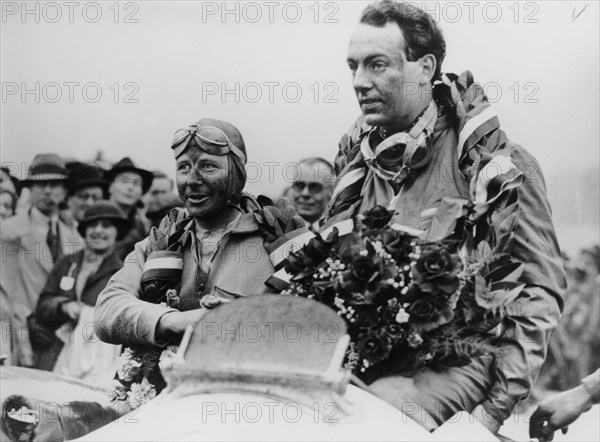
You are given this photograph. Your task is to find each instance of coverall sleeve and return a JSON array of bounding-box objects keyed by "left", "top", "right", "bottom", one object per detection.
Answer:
[
  {"left": 94, "top": 238, "right": 177, "bottom": 346},
  {"left": 481, "top": 145, "right": 566, "bottom": 423}
]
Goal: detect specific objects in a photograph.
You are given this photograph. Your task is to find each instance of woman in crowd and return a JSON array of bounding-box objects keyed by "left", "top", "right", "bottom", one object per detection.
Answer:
[
  {"left": 35, "top": 201, "right": 130, "bottom": 385},
  {"left": 0, "top": 166, "right": 19, "bottom": 219}
]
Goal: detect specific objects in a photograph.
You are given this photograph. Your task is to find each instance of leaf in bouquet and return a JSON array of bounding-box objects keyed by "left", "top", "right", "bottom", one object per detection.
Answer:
[
  {"left": 466, "top": 240, "right": 493, "bottom": 266},
  {"left": 262, "top": 206, "right": 282, "bottom": 230},
  {"left": 256, "top": 194, "right": 274, "bottom": 207},
  {"left": 473, "top": 273, "right": 496, "bottom": 310},
  {"left": 289, "top": 266, "right": 319, "bottom": 282},
  {"left": 484, "top": 261, "right": 523, "bottom": 283},
  {"left": 145, "top": 226, "right": 169, "bottom": 254},
  {"left": 489, "top": 281, "right": 526, "bottom": 308},
  {"left": 274, "top": 196, "right": 292, "bottom": 212},
  {"left": 338, "top": 232, "right": 365, "bottom": 258}
]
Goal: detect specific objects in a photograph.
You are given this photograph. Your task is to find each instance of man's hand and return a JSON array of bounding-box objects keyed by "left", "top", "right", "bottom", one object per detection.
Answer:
[
  {"left": 156, "top": 309, "right": 209, "bottom": 340},
  {"left": 199, "top": 295, "right": 231, "bottom": 310},
  {"left": 61, "top": 301, "right": 83, "bottom": 322},
  {"left": 529, "top": 385, "right": 594, "bottom": 442},
  {"left": 472, "top": 404, "right": 501, "bottom": 435}
]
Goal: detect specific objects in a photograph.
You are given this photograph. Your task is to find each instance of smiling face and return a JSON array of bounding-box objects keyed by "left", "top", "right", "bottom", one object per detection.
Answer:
[
  {"left": 84, "top": 219, "right": 118, "bottom": 253},
  {"left": 347, "top": 23, "right": 433, "bottom": 132},
  {"left": 176, "top": 147, "right": 237, "bottom": 228},
  {"left": 291, "top": 162, "right": 335, "bottom": 224},
  {"left": 109, "top": 171, "right": 143, "bottom": 209}
]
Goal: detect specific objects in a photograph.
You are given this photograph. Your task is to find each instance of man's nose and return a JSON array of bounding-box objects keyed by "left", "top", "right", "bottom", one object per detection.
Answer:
[
  {"left": 188, "top": 167, "right": 204, "bottom": 185},
  {"left": 353, "top": 65, "right": 372, "bottom": 92},
  {"left": 300, "top": 185, "right": 311, "bottom": 196}
]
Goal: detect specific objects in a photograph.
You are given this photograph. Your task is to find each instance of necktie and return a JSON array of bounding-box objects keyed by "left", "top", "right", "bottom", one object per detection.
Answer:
[{"left": 46, "top": 218, "right": 61, "bottom": 262}]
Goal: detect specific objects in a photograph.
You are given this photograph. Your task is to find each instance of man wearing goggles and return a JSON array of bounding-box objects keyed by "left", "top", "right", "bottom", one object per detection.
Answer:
[
  {"left": 95, "top": 118, "right": 275, "bottom": 351},
  {"left": 325, "top": 0, "right": 565, "bottom": 437}
]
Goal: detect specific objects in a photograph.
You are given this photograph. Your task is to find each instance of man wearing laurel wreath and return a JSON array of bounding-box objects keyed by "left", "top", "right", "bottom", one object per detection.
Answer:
[{"left": 321, "top": 0, "right": 566, "bottom": 434}]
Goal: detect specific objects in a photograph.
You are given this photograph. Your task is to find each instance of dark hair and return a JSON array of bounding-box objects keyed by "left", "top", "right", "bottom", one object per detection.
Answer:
[
  {"left": 0, "top": 189, "right": 17, "bottom": 215},
  {"left": 360, "top": 0, "right": 446, "bottom": 80}
]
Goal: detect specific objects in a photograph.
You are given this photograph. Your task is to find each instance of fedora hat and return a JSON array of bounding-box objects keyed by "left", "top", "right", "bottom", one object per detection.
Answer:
[
  {"left": 22, "top": 154, "right": 68, "bottom": 186},
  {"left": 104, "top": 157, "right": 153, "bottom": 194},
  {"left": 77, "top": 200, "right": 131, "bottom": 240},
  {"left": 66, "top": 162, "right": 107, "bottom": 196}
]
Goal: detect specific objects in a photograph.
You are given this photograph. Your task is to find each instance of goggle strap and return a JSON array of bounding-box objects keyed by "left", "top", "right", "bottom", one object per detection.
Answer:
[
  {"left": 228, "top": 144, "right": 247, "bottom": 163},
  {"left": 408, "top": 101, "right": 438, "bottom": 139}
]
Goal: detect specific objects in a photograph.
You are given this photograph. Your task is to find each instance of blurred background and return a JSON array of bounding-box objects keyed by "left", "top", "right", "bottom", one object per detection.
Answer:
[{"left": 2, "top": 1, "right": 598, "bottom": 254}]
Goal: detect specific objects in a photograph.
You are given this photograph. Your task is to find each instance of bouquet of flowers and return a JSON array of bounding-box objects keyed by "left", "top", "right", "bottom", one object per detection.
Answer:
[
  {"left": 108, "top": 348, "right": 160, "bottom": 410},
  {"left": 282, "top": 206, "right": 524, "bottom": 383}
]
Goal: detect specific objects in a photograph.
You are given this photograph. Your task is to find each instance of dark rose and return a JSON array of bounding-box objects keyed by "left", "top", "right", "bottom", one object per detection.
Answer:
[
  {"left": 357, "top": 331, "right": 393, "bottom": 365},
  {"left": 352, "top": 304, "right": 379, "bottom": 327},
  {"left": 413, "top": 247, "right": 462, "bottom": 294},
  {"left": 407, "top": 298, "right": 442, "bottom": 323},
  {"left": 352, "top": 256, "right": 378, "bottom": 282},
  {"left": 341, "top": 255, "right": 383, "bottom": 293},
  {"left": 385, "top": 323, "right": 405, "bottom": 340},
  {"left": 285, "top": 250, "right": 308, "bottom": 273},
  {"left": 361, "top": 206, "right": 393, "bottom": 229},
  {"left": 303, "top": 229, "right": 338, "bottom": 265},
  {"left": 381, "top": 229, "right": 412, "bottom": 260},
  {"left": 404, "top": 286, "right": 457, "bottom": 333},
  {"left": 285, "top": 230, "right": 339, "bottom": 275}
]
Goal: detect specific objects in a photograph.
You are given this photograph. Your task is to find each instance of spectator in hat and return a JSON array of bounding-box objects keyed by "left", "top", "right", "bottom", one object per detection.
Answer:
[
  {"left": 105, "top": 157, "right": 153, "bottom": 259},
  {"left": 65, "top": 162, "right": 107, "bottom": 223},
  {"left": 35, "top": 201, "right": 129, "bottom": 378},
  {"left": 1, "top": 154, "right": 82, "bottom": 367},
  {"left": 95, "top": 118, "right": 278, "bottom": 352},
  {"left": 145, "top": 192, "right": 184, "bottom": 229},
  {"left": 144, "top": 170, "right": 174, "bottom": 207}
]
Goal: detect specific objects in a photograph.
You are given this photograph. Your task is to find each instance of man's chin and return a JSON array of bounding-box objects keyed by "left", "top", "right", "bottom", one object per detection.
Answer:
[
  {"left": 362, "top": 113, "right": 388, "bottom": 127},
  {"left": 186, "top": 205, "right": 216, "bottom": 221}
]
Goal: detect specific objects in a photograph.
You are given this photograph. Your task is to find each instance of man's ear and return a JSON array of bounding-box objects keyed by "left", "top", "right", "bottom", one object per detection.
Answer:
[{"left": 420, "top": 54, "right": 437, "bottom": 83}]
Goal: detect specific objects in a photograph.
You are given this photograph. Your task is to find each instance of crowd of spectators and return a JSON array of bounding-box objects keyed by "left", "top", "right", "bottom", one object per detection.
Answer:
[{"left": 0, "top": 152, "right": 338, "bottom": 384}]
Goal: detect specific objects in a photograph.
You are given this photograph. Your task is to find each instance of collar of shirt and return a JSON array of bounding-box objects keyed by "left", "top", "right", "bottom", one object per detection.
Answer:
[
  {"left": 193, "top": 213, "right": 243, "bottom": 272},
  {"left": 304, "top": 219, "right": 321, "bottom": 233}
]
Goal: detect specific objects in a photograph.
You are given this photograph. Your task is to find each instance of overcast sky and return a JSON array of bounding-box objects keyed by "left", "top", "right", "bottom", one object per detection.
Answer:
[{"left": 1, "top": 1, "right": 598, "bottom": 248}]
